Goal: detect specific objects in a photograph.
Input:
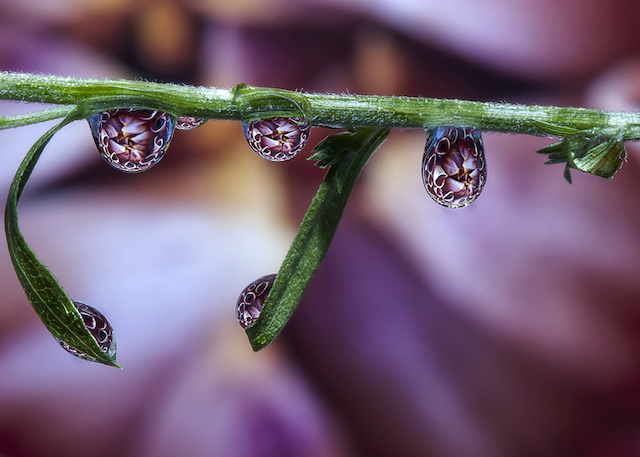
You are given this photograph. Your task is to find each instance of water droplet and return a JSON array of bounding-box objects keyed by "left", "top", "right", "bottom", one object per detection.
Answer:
[
  {"left": 242, "top": 117, "right": 311, "bottom": 161},
  {"left": 422, "top": 126, "right": 487, "bottom": 208},
  {"left": 88, "top": 109, "right": 175, "bottom": 172},
  {"left": 236, "top": 274, "right": 276, "bottom": 329},
  {"left": 176, "top": 116, "right": 205, "bottom": 130},
  {"left": 56, "top": 301, "right": 117, "bottom": 362}
]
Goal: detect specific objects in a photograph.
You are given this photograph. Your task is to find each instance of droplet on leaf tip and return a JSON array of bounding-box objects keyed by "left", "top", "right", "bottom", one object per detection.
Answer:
[
  {"left": 176, "top": 116, "right": 205, "bottom": 130},
  {"left": 242, "top": 117, "right": 311, "bottom": 162},
  {"left": 236, "top": 274, "right": 276, "bottom": 329},
  {"left": 88, "top": 109, "right": 175, "bottom": 173},
  {"left": 422, "top": 126, "right": 487, "bottom": 208},
  {"left": 55, "top": 301, "right": 116, "bottom": 362}
]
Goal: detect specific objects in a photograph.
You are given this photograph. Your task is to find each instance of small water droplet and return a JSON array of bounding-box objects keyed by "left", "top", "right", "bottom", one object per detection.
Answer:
[
  {"left": 242, "top": 117, "right": 311, "bottom": 161},
  {"left": 88, "top": 109, "right": 175, "bottom": 172},
  {"left": 422, "top": 126, "right": 487, "bottom": 208},
  {"left": 236, "top": 274, "right": 276, "bottom": 329},
  {"left": 176, "top": 116, "right": 205, "bottom": 130},
  {"left": 56, "top": 301, "right": 117, "bottom": 362}
]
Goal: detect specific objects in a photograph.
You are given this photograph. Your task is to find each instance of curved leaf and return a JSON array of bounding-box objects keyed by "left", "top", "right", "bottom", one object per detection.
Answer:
[{"left": 4, "top": 110, "right": 120, "bottom": 367}]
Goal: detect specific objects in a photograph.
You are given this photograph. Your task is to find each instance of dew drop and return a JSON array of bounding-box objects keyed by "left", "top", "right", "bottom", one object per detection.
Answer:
[
  {"left": 176, "top": 116, "right": 205, "bottom": 130},
  {"left": 55, "top": 301, "right": 117, "bottom": 362},
  {"left": 422, "top": 126, "right": 487, "bottom": 208},
  {"left": 236, "top": 274, "right": 276, "bottom": 329},
  {"left": 242, "top": 117, "right": 311, "bottom": 161},
  {"left": 88, "top": 109, "right": 175, "bottom": 172}
]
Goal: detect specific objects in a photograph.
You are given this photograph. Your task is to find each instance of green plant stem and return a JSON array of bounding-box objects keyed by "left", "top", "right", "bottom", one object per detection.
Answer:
[
  {"left": 1, "top": 71, "right": 639, "bottom": 140},
  {"left": 1, "top": 71, "right": 637, "bottom": 355}
]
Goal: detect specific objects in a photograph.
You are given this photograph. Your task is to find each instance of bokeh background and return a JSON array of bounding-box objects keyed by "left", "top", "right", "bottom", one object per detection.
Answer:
[{"left": 2, "top": 1, "right": 640, "bottom": 456}]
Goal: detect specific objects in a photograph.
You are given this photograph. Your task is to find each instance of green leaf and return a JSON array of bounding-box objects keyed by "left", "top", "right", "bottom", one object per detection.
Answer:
[
  {"left": 5, "top": 109, "right": 121, "bottom": 367},
  {"left": 308, "top": 132, "right": 353, "bottom": 169},
  {"left": 573, "top": 137, "right": 626, "bottom": 178},
  {"left": 309, "top": 129, "right": 372, "bottom": 192},
  {"left": 537, "top": 132, "right": 627, "bottom": 181},
  {"left": 563, "top": 163, "right": 573, "bottom": 184},
  {"left": 246, "top": 127, "right": 390, "bottom": 351}
]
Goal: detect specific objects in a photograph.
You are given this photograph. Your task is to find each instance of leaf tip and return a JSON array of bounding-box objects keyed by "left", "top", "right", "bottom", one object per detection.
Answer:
[
  {"left": 563, "top": 163, "right": 573, "bottom": 184},
  {"left": 103, "top": 358, "right": 123, "bottom": 369}
]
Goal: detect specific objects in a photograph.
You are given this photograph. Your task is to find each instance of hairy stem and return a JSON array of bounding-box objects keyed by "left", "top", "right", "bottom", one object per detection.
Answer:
[
  {"left": 2, "top": 72, "right": 639, "bottom": 140},
  {"left": 0, "top": 71, "right": 636, "bottom": 355}
]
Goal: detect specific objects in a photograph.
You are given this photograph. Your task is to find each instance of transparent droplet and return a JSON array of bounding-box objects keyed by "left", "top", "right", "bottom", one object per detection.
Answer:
[
  {"left": 88, "top": 109, "right": 175, "bottom": 172},
  {"left": 236, "top": 274, "right": 276, "bottom": 329},
  {"left": 242, "top": 117, "right": 311, "bottom": 161},
  {"left": 422, "top": 126, "right": 487, "bottom": 208},
  {"left": 55, "top": 301, "right": 117, "bottom": 362},
  {"left": 176, "top": 116, "right": 205, "bottom": 130}
]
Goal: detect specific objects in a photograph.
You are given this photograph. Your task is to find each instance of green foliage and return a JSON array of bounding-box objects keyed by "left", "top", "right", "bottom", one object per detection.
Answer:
[
  {"left": 247, "top": 128, "right": 390, "bottom": 350},
  {"left": 4, "top": 109, "right": 120, "bottom": 367},
  {"left": 537, "top": 132, "right": 627, "bottom": 183},
  {"left": 1, "top": 71, "right": 639, "bottom": 361}
]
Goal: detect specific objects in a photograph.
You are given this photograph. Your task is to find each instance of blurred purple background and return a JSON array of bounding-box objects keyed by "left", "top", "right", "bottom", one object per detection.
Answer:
[{"left": 2, "top": 1, "right": 640, "bottom": 456}]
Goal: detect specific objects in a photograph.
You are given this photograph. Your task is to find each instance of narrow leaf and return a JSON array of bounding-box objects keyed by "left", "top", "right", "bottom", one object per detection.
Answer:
[
  {"left": 309, "top": 130, "right": 356, "bottom": 169},
  {"left": 246, "top": 127, "right": 390, "bottom": 350},
  {"left": 310, "top": 129, "right": 378, "bottom": 192},
  {"left": 563, "top": 163, "right": 573, "bottom": 184},
  {"left": 5, "top": 110, "right": 120, "bottom": 367}
]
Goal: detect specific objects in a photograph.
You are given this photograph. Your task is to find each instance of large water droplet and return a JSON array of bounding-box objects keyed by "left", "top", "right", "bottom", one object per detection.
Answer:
[
  {"left": 88, "top": 109, "right": 175, "bottom": 172},
  {"left": 422, "top": 126, "right": 487, "bottom": 208},
  {"left": 56, "top": 301, "right": 117, "bottom": 362},
  {"left": 176, "top": 116, "right": 205, "bottom": 130},
  {"left": 242, "top": 117, "right": 311, "bottom": 161},
  {"left": 236, "top": 274, "right": 276, "bottom": 329}
]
